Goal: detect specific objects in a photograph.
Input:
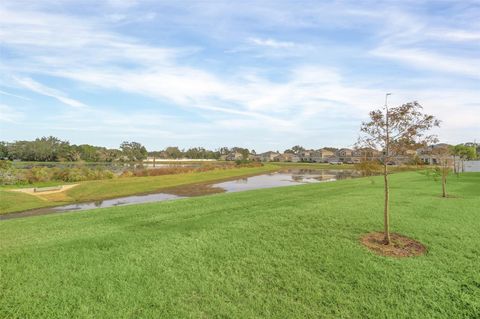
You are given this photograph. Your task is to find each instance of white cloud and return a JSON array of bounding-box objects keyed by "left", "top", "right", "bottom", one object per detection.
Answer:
[
  {"left": 13, "top": 77, "right": 86, "bottom": 108},
  {"left": 248, "top": 37, "right": 296, "bottom": 48},
  {"left": 371, "top": 46, "right": 480, "bottom": 79},
  {"left": 0, "top": 89, "right": 31, "bottom": 101},
  {"left": 431, "top": 29, "right": 480, "bottom": 42}
]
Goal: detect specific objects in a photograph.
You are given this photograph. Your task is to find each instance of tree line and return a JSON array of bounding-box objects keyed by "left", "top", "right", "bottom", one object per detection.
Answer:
[
  {"left": 0, "top": 137, "right": 148, "bottom": 162},
  {"left": 0, "top": 137, "right": 257, "bottom": 162}
]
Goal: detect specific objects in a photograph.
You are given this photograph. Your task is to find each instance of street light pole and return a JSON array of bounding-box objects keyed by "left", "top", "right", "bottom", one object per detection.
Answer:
[{"left": 383, "top": 92, "right": 392, "bottom": 244}]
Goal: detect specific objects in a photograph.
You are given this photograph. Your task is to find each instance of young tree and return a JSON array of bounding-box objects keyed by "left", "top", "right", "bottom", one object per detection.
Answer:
[
  {"left": 452, "top": 144, "right": 477, "bottom": 173},
  {"left": 358, "top": 97, "right": 440, "bottom": 244},
  {"left": 430, "top": 145, "right": 454, "bottom": 197}
]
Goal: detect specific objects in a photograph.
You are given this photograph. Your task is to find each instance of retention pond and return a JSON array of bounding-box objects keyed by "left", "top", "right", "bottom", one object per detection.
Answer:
[{"left": 2, "top": 169, "right": 361, "bottom": 220}]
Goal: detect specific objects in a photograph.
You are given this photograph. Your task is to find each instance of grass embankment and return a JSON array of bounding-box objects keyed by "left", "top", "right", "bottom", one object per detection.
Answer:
[
  {"left": 1, "top": 172, "right": 479, "bottom": 318},
  {"left": 0, "top": 165, "right": 278, "bottom": 214}
]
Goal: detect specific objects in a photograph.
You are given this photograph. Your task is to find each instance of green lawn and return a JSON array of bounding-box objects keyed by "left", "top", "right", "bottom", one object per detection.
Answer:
[
  {"left": 1, "top": 172, "right": 479, "bottom": 318},
  {"left": 0, "top": 165, "right": 278, "bottom": 214}
]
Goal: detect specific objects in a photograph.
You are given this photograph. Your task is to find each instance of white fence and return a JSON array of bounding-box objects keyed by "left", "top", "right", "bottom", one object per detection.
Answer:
[{"left": 463, "top": 161, "right": 480, "bottom": 172}]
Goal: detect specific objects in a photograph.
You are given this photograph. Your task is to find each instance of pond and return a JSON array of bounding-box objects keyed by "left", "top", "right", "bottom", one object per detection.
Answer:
[{"left": 1, "top": 169, "right": 361, "bottom": 220}]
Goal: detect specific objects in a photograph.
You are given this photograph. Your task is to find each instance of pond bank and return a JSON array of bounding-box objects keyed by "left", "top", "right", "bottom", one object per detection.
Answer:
[{"left": 1, "top": 169, "right": 360, "bottom": 220}]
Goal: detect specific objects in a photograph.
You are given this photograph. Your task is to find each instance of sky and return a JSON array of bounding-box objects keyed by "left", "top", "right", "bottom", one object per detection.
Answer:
[{"left": 0, "top": 0, "right": 479, "bottom": 152}]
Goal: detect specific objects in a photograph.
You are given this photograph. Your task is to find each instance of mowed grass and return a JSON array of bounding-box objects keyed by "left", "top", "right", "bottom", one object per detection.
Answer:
[
  {"left": 0, "top": 165, "right": 278, "bottom": 214},
  {"left": 1, "top": 172, "right": 479, "bottom": 318}
]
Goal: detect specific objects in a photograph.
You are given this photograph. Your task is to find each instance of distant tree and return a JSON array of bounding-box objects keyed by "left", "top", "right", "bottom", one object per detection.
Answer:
[
  {"left": 76, "top": 144, "right": 102, "bottom": 162},
  {"left": 120, "top": 141, "right": 147, "bottom": 162},
  {"left": 291, "top": 145, "right": 305, "bottom": 154},
  {"left": 232, "top": 147, "right": 250, "bottom": 160},
  {"left": 104, "top": 149, "right": 122, "bottom": 162},
  {"left": 165, "top": 146, "right": 183, "bottom": 159},
  {"left": 7, "top": 136, "right": 71, "bottom": 161},
  {"left": 65, "top": 149, "right": 82, "bottom": 162},
  {"left": 358, "top": 99, "right": 439, "bottom": 245},
  {"left": 218, "top": 147, "right": 230, "bottom": 156},
  {"left": 323, "top": 147, "right": 338, "bottom": 153},
  {"left": 185, "top": 147, "right": 214, "bottom": 159},
  {"left": 462, "top": 145, "right": 477, "bottom": 160},
  {"left": 452, "top": 144, "right": 477, "bottom": 173},
  {"left": 0, "top": 142, "right": 8, "bottom": 159}
]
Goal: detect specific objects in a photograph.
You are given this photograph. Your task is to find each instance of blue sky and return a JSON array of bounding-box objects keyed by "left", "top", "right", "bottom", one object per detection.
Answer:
[{"left": 1, "top": 0, "right": 479, "bottom": 152}]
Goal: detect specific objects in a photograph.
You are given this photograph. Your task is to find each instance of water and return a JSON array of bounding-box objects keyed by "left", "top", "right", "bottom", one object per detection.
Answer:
[
  {"left": 1, "top": 169, "right": 360, "bottom": 220},
  {"left": 212, "top": 169, "right": 357, "bottom": 192}
]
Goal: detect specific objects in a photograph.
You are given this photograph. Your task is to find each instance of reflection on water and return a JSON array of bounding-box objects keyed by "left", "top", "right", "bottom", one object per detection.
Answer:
[
  {"left": 1, "top": 193, "right": 182, "bottom": 220},
  {"left": 2, "top": 169, "right": 360, "bottom": 220},
  {"left": 212, "top": 169, "right": 359, "bottom": 192},
  {"left": 52, "top": 193, "right": 182, "bottom": 211}
]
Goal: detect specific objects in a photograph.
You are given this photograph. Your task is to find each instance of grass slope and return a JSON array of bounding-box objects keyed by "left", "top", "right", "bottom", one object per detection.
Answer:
[
  {"left": 0, "top": 165, "right": 277, "bottom": 214},
  {"left": 1, "top": 172, "right": 479, "bottom": 318}
]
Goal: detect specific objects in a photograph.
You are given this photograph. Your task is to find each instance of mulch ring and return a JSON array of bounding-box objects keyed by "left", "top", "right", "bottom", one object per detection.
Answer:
[{"left": 361, "top": 232, "right": 427, "bottom": 258}]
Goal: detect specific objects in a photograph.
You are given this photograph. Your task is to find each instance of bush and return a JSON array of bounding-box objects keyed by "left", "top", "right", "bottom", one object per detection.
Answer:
[
  {"left": 0, "top": 160, "right": 13, "bottom": 170},
  {"left": 25, "top": 167, "right": 52, "bottom": 183}
]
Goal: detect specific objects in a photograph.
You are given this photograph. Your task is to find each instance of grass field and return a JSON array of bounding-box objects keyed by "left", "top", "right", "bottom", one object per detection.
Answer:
[
  {"left": 0, "top": 164, "right": 278, "bottom": 214},
  {"left": 1, "top": 172, "right": 479, "bottom": 318}
]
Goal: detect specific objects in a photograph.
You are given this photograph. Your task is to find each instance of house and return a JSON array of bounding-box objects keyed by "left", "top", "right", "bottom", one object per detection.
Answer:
[
  {"left": 390, "top": 149, "right": 417, "bottom": 165},
  {"left": 299, "top": 150, "right": 313, "bottom": 162},
  {"left": 274, "top": 153, "right": 300, "bottom": 162},
  {"left": 300, "top": 149, "right": 331, "bottom": 162},
  {"left": 417, "top": 144, "right": 453, "bottom": 165},
  {"left": 285, "top": 153, "right": 301, "bottom": 162},
  {"left": 226, "top": 151, "right": 244, "bottom": 161},
  {"left": 258, "top": 151, "right": 281, "bottom": 162},
  {"left": 335, "top": 148, "right": 354, "bottom": 163},
  {"left": 352, "top": 148, "right": 381, "bottom": 163},
  {"left": 248, "top": 154, "right": 261, "bottom": 161},
  {"left": 318, "top": 148, "right": 336, "bottom": 162}
]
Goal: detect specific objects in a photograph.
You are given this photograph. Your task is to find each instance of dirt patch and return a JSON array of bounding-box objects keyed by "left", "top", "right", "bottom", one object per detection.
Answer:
[
  {"left": 10, "top": 184, "right": 79, "bottom": 196},
  {"left": 361, "top": 232, "right": 426, "bottom": 258},
  {"left": 162, "top": 183, "right": 225, "bottom": 197}
]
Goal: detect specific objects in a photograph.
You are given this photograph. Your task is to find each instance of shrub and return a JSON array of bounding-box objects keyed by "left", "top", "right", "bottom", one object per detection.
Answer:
[{"left": 25, "top": 167, "right": 52, "bottom": 183}]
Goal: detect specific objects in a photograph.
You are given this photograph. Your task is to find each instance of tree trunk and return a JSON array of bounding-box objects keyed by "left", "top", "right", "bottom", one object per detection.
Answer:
[
  {"left": 442, "top": 165, "right": 447, "bottom": 198},
  {"left": 453, "top": 155, "right": 458, "bottom": 176},
  {"left": 383, "top": 162, "right": 391, "bottom": 245}
]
